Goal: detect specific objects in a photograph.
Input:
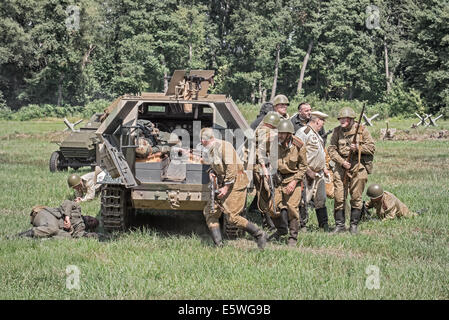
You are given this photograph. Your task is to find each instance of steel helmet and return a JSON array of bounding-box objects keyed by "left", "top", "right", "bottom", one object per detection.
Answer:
[
  {"left": 337, "top": 107, "right": 356, "bottom": 119},
  {"left": 262, "top": 111, "right": 281, "bottom": 128},
  {"left": 273, "top": 94, "right": 289, "bottom": 106},
  {"left": 366, "top": 184, "right": 384, "bottom": 198},
  {"left": 278, "top": 119, "right": 295, "bottom": 134},
  {"left": 67, "top": 174, "right": 81, "bottom": 188}
]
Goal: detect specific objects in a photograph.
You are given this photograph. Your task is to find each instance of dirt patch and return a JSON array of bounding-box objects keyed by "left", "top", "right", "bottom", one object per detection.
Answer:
[{"left": 382, "top": 129, "right": 449, "bottom": 141}]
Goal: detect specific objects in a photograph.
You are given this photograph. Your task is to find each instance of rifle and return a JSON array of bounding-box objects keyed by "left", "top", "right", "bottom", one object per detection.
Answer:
[
  {"left": 300, "top": 180, "right": 308, "bottom": 225},
  {"left": 264, "top": 165, "right": 277, "bottom": 230},
  {"left": 209, "top": 171, "right": 219, "bottom": 213},
  {"left": 343, "top": 104, "right": 366, "bottom": 206}
]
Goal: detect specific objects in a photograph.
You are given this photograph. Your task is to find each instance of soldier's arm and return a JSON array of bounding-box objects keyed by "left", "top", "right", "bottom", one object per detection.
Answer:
[
  {"left": 359, "top": 128, "right": 375, "bottom": 155},
  {"left": 365, "top": 199, "right": 373, "bottom": 209},
  {"left": 293, "top": 144, "right": 308, "bottom": 182},
  {"left": 256, "top": 129, "right": 270, "bottom": 166},
  {"left": 327, "top": 129, "right": 346, "bottom": 165},
  {"left": 81, "top": 181, "right": 96, "bottom": 202}
]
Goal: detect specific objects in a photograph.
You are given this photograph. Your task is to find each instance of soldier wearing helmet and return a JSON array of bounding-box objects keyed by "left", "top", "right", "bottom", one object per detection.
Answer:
[
  {"left": 272, "top": 94, "right": 290, "bottom": 120},
  {"left": 252, "top": 111, "right": 281, "bottom": 229},
  {"left": 327, "top": 107, "right": 375, "bottom": 234},
  {"left": 15, "top": 200, "right": 100, "bottom": 239},
  {"left": 365, "top": 184, "right": 419, "bottom": 221},
  {"left": 200, "top": 128, "right": 268, "bottom": 250},
  {"left": 267, "top": 119, "right": 308, "bottom": 246},
  {"left": 67, "top": 166, "right": 104, "bottom": 202}
]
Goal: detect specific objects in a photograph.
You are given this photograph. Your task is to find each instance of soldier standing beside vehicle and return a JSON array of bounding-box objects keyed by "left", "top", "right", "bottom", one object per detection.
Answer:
[
  {"left": 328, "top": 107, "right": 375, "bottom": 234},
  {"left": 15, "top": 200, "right": 99, "bottom": 239},
  {"left": 268, "top": 120, "right": 308, "bottom": 246},
  {"left": 200, "top": 128, "right": 267, "bottom": 249},
  {"left": 253, "top": 112, "right": 281, "bottom": 229},
  {"left": 364, "top": 184, "right": 420, "bottom": 221},
  {"left": 295, "top": 111, "right": 330, "bottom": 232},
  {"left": 67, "top": 166, "right": 104, "bottom": 202},
  {"left": 272, "top": 94, "right": 290, "bottom": 120}
]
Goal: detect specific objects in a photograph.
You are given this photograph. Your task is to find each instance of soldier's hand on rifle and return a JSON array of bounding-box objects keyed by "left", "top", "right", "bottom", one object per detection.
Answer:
[
  {"left": 285, "top": 180, "right": 297, "bottom": 195},
  {"left": 261, "top": 165, "right": 269, "bottom": 178},
  {"left": 323, "top": 168, "right": 330, "bottom": 177},
  {"left": 306, "top": 168, "right": 317, "bottom": 180},
  {"left": 342, "top": 161, "right": 351, "bottom": 170},
  {"left": 350, "top": 143, "right": 359, "bottom": 152},
  {"left": 217, "top": 185, "right": 230, "bottom": 199}
]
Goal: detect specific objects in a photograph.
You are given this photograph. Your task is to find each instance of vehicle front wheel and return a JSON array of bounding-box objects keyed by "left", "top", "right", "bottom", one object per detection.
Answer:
[{"left": 49, "top": 151, "right": 68, "bottom": 172}]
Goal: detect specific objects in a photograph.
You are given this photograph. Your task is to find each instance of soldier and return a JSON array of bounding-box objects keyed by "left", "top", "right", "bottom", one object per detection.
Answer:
[
  {"left": 328, "top": 107, "right": 375, "bottom": 234},
  {"left": 291, "top": 102, "right": 327, "bottom": 142},
  {"left": 295, "top": 111, "right": 330, "bottom": 232},
  {"left": 67, "top": 166, "right": 104, "bottom": 202},
  {"left": 250, "top": 101, "right": 274, "bottom": 130},
  {"left": 268, "top": 120, "right": 308, "bottom": 246},
  {"left": 272, "top": 94, "right": 290, "bottom": 120},
  {"left": 16, "top": 200, "right": 99, "bottom": 239},
  {"left": 253, "top": 112, "right": 281, "bottom": 229},
  {"left": 200, "top": 128, "right": 267, "bottom": 249},
  {"left": 365, "top": 184, "right": 419, "bottom": 221}
]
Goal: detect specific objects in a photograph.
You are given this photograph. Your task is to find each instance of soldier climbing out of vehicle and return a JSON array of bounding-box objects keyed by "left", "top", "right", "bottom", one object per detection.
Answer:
[{"left": 200, "top": 128, "right": 268, "bottom": 249}]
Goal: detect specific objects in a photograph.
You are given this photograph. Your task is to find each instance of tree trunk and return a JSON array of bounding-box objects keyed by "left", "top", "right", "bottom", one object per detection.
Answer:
[
  {"left": 258, "top": 80, "right": 262, "bottom": 104},
  {"left": 297, "top": 40, "right": 314, "bottom": 95},
  {"left": 57, "top": 73, "right": 64, "bottom": 106},
  {"left": 270, "top": 43, "right": 280, "bottom": 101},
  {"left": 262, "top": 88, "right": 267, "bottom": 103},
  {"left": 384, "top": 38, "right": 391, "bottom": 93},
  {"left": 81, "top": 44, "right": 96, "bottom": 70}
]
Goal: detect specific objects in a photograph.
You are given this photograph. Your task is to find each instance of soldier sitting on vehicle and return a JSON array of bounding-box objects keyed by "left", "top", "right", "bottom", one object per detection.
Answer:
[
  {"left": 67, "top": 166, "right": 105, "bottom": 202},
  {"left": 15, "top": 200, "right": 99, "bottom": 239},
  {"left": 364, "top": 184, "right": 422, "bottom": 221}
]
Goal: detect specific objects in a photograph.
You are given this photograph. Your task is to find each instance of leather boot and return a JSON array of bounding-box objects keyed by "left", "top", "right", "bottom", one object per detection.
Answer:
[
  {"left": 244, "top": 222, "right": 267, "bottom": 250},
  {"left": 16, "top": 229, "right": 34, "bottom": 238},
  {"left": 209, "top": 227, "right": 223, "bottom": 247},
  {"left": 287, "top": 218, "right": 299, "bottom": 247},
  {"left": 350, "top": 208, "right": 362, "bottom": 234},
  {"left": 316, "top": 207, "right": 330, "bottom": 232},
  {"left": 332, "top": 210, "right": 346, "bottom": 233},
  {"left": 268, "top": 209, "right": 288, "bottom": 241},
  {"left": 299, "top": 204, "right": 308, "bottom": 232}
]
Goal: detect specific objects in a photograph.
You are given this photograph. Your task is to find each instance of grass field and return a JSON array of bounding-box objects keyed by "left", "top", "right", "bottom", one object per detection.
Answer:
[{"left": 0, "top": 116, "right": 448, "bottom": 300}]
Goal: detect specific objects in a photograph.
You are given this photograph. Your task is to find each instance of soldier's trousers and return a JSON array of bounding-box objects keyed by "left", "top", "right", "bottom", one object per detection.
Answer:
[
  {"left": 203, "top": 185, "right": 249, "bottom": 230},
  {"left": 269, "top": 182, "right": 302, "bottom": 221},
  {"left": 253, "top": 169, "right": 271, "bottom": 214},
  {"left": 333, "top": 165, "right": 368, "bottom": 211},
  {"left": 32, "top": 212, "right": 71, "bottom": 239},
  {"left": 305, "top": 174, "right": 327, "bottom": 209}
]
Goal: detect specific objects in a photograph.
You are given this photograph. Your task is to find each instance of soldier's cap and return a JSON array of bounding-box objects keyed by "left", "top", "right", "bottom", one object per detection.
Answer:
[{"left": 310, "top": 111, "right": 328, "bottom": 120}]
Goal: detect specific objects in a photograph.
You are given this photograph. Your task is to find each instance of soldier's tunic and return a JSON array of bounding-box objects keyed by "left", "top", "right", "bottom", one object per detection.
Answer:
[
  {"left": 203, "top": 139, "right": 249, "bottom": 229},
  {"left": 276, "top": 111, "right": 290, "bottom": 120},
  {"left": 75, "top": 167, "right": 104, "bottom": 202},
  {"left": 30, "top": 200, "right": 88, "bottom": 238},
  {"left": 253, "top": 124, "right": 278, "bottom": 212},
  {"left": 366, "top": 191, "right": 417, "bottom": 221},
  {"left": 270, "top": 136, "right": 308, "bottom": 220},
  {"left": 295, "top": 125, "right": 327, "bottom": 209},
  {"left": 328, "top": 122, "right": 375, "bottom": 211}
]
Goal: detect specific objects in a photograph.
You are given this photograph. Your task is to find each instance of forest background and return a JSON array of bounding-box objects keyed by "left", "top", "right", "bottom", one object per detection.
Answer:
[{"left": 1, "top": 0, "right": 448, "bottom": 120}]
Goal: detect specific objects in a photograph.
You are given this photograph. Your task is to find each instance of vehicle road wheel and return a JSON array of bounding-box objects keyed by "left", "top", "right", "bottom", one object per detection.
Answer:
[{"left": 49, "top": 151, "right": 68, "bottom": 172}]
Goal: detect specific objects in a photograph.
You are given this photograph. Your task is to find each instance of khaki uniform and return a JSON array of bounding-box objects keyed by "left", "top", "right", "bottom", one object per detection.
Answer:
[
  {"left": 203, "top": 139, "right": 249, "bottom": 230},
  {"left": 296, "top": 125, "right": 327, "bottom": 209},
  {"left": 276, "top": 111, "right": 290, "bottom": 120},
  {"left": 366, "top": 191, "right": 417, "bottom": 221},
  {"left": 253, "top": 124, "right": 278, "bottom": 213},
  {"left": 30, "top": 200, "right": 88, "bottom": 238},
  {"left": 75, "top": 167, "right": 104, "bottom": 202},
  {"left": 270, "top": 136, "right": 308, "bottom": 220},
  {"left": 328, "top": 122, "right": 375, "bottom": 211}
]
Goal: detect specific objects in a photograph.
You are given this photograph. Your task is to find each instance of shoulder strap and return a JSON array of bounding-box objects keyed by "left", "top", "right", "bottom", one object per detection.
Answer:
[{"left": 291, "top": 135, "right": 304, "bottom": 148}]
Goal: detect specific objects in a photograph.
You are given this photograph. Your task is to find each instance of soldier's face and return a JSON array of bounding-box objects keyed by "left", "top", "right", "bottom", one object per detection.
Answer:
[
  {"left": 339, "top": 117, "right": 352, "bottom": 128},
  {"left": 315, "top": 118, "right": 324, "bottom": 131},
  {"left": 274, "top": 104, "right": 288, "bottom": 116},
  {"left": 299, "top": 105, "right": 311, "bottom": 119},
  {"left": 278, "top": 132, "right": 290, "bottom": 143}
]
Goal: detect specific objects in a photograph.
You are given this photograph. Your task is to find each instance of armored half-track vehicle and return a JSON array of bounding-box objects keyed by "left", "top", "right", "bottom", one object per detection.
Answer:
[
  {"left": 96, "top": 70, "right": 252, "bottom": 237},
  {"left": 49, "top": 113, "right": 102, "bottom": 172}
]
